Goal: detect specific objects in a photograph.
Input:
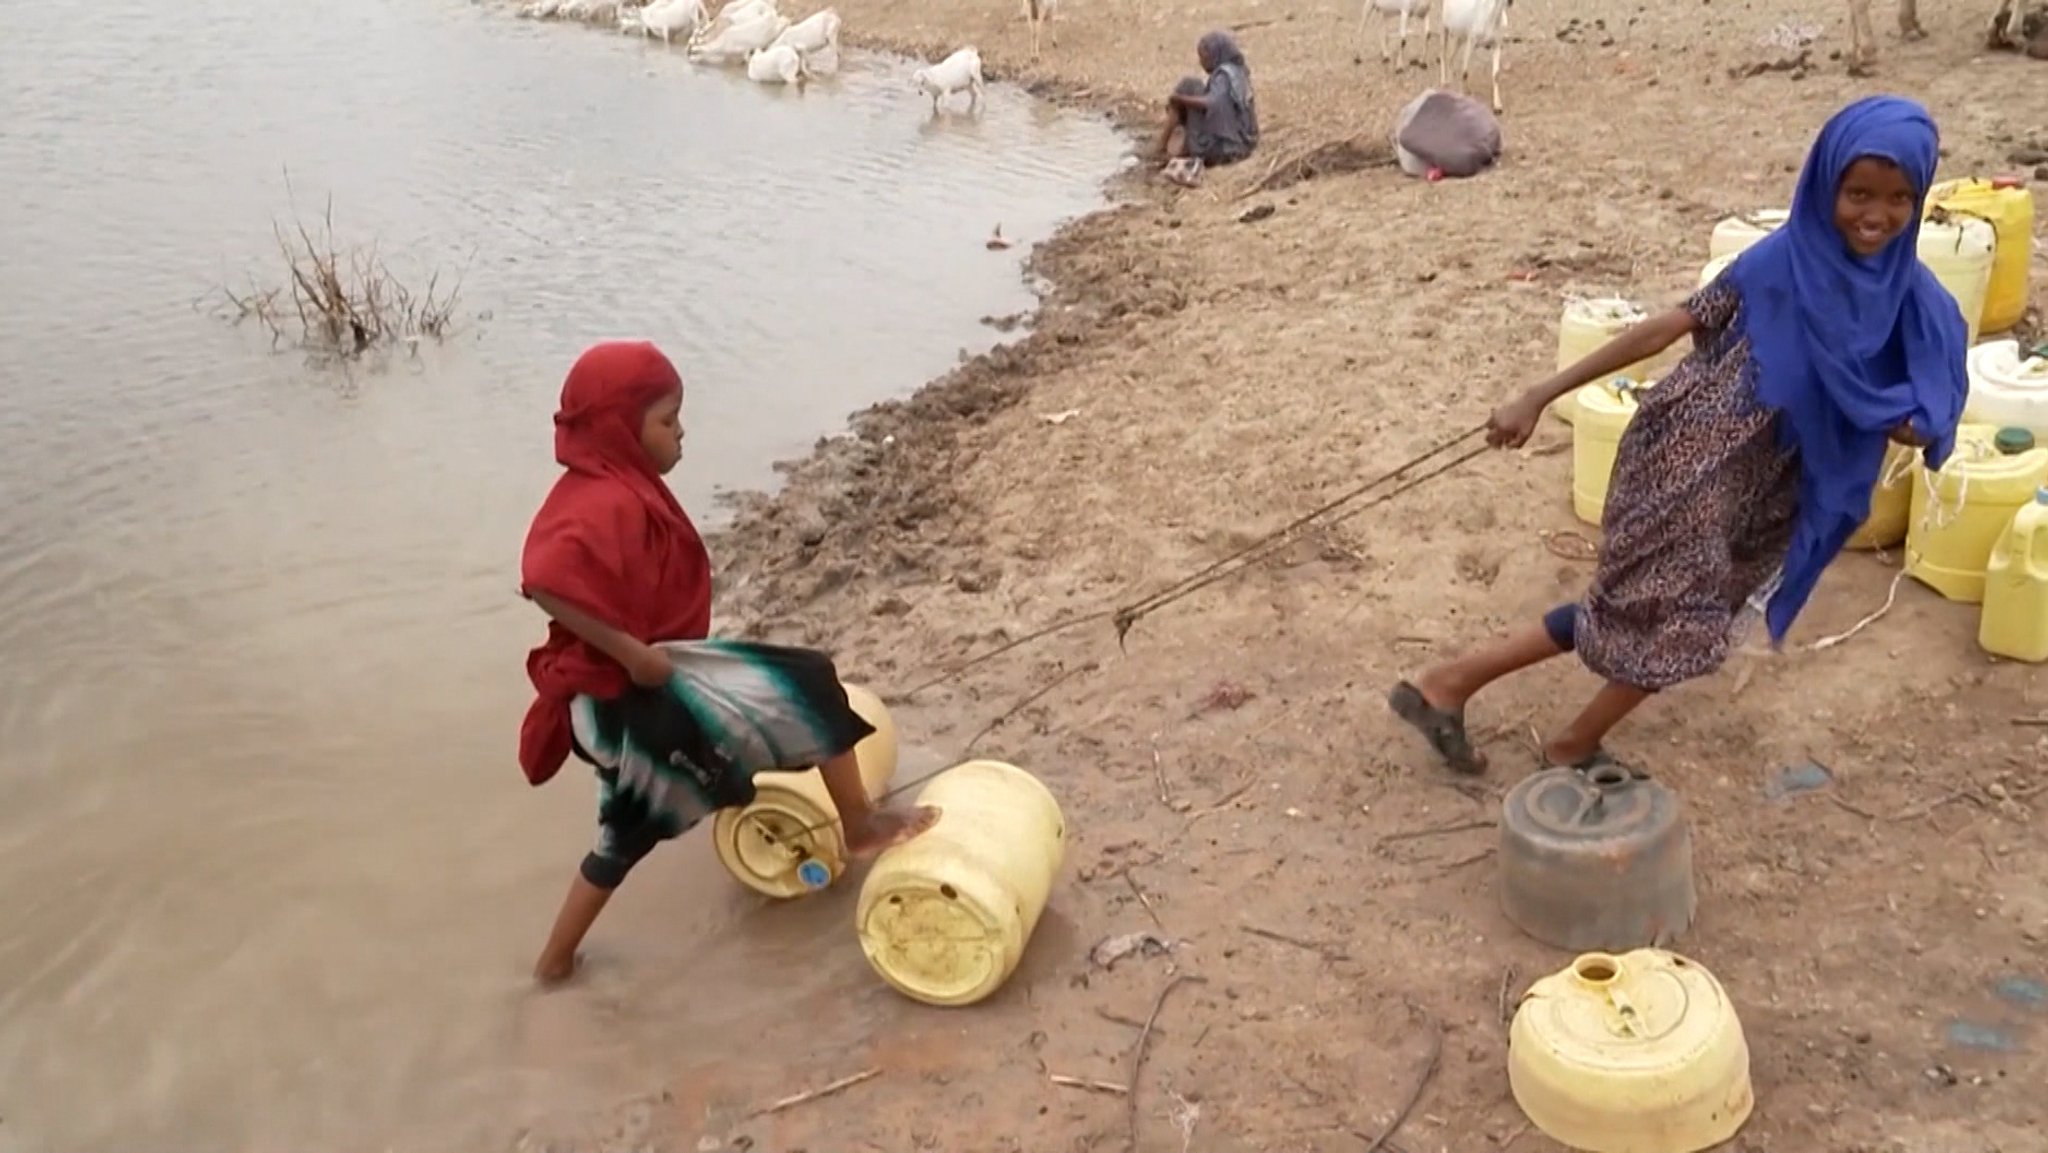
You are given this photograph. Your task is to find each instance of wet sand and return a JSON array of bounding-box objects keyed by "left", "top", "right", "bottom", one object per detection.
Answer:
[{"left": 520, "top": 2, "right": 2048, "bottom": 1151}]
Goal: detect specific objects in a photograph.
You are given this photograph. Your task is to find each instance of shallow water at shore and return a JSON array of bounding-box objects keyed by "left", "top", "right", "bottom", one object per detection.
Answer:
[{"left": 0, "top": 0, "right": 1124, "bottom": 1146}]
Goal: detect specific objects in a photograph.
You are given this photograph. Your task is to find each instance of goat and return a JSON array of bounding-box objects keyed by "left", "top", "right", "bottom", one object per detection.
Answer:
[
  {"left": 690, "top": 0, "right": 776, "bottom": 47},
  {"left": 1439, "top": 0, "right": 1509, "bottom": 114},
  {"left": 1845, "top": 0, "right": 1925, "bottom": 72},
  {"left": 913, "top": 46, "right": 985, "bottom": 112},
  {"left": 746, "top": 43, "right": 809, "bottom": 83},
  {"left": 771, "top": 8, "right": 841, "bottom": 53},
  {"left": 639, "top": 0, "right": 709, "bottom": 44},
  {"left": 690, "top": 11, "right": 790, "bottom": 61},
  {"left": 1021, "top": 0, "right": 1058, "bottom": 60},
  {"left": 1360, "top": 0, "right": 1433, "bottom": 70}
]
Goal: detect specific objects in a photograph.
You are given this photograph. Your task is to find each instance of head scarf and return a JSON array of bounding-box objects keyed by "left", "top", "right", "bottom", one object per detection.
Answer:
[
  {"left": 517, "top": 341, "right": 712, "bottom": 786},
  {"left": 1725, "top": 95, "right": 1968, "bottom": 643},
  {"left": 1198, "top": 30, "right": 1257, "bottom": 141}
]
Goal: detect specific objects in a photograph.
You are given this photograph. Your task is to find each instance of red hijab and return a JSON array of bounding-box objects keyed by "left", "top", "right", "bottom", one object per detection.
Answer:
[{"left": 518, "top": 341, "right": 713, "bottom": 785}]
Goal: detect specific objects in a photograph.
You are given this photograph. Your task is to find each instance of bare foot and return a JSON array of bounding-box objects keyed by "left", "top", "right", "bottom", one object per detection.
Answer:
[
  {"left": 845, "top": 805, "right": 941, "bottom": 858},
  {"left": 532, "top": 951, "right": 581, "bottom": 987}
]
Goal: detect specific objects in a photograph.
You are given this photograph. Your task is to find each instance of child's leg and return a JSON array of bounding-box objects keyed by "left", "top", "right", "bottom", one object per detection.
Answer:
[
  {"left": 1390, "top": 605, "right": 1578, "bottom": 772},
  {"left": 533, "top": 808, "right": 665, "bottom": 985},
  {"left": 1542, "top": 681, "right": 1652, "bottom": 767},
  {"left": 1415, "top": 613, "right": 1572, "bottom": 707},
  {"left": 534, "top": 874, "right": 612, "bottom": 984},
  {"left": 817, "top": 750, "right": 938, "bottom": 857}
]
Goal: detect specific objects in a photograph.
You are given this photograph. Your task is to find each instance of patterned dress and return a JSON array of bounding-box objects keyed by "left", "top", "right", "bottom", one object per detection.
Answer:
[
  {"left": 1574, "top": 277, "right": 1801, "bottom": 691},
  {"left": 566, "top": 639, "right": 875, "bottom": 888}
]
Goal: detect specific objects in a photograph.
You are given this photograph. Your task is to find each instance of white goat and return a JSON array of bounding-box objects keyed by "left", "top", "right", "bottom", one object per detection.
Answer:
[
  {"left": 1438, "top": 0, "right": 1509, "bottom": 114},
  {"left": 913, "top": 46, "right": 984, "bottom": 112},
  {"left": 772, "top": 8, "right": 841, "bottom": 54},
  {"left": 1021, "top": 0, "right": 1057, "bottom": 59},
  {"left": 521, "top": 0, "right": 622, "bottom": 21},
  {"left": 690, "top": 11, "right": 791, "bottom": 61},
  {"left": 639, "top": 0, "right": 709, "bottom": 43},
  {"left": 1361, "top": 0, "right": 1433, "bottom": 69},
  {"left": 689, "top": 0, "right": 774, "bottom": 47},
  {"left": 746, "top": 42, "right": 809, "bottom": 83},
  {"left": 1845, "top": 0, "right": 1923, "bottom": 71}
]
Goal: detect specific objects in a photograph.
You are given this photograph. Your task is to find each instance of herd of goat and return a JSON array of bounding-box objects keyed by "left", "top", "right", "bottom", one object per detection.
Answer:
[{"left": 517, "top": 0, "right": 996, "bottom": 105}]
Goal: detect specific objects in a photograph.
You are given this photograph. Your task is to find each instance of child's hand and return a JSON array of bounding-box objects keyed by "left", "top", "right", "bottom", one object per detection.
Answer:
[
  {"left": 1888, "top": 420, "right": 1927, "bottom": 447},
  {"left": 627, "top": 645, "right": 673, "bottom": 688},
  {"left": 1487, "top": 395, "right": 1544, "bottom": 449}
]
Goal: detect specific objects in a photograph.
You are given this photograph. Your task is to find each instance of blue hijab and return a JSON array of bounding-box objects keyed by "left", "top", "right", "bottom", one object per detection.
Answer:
[{"left": 1725, "top": 95, "right": 1968, "bottom": 644}]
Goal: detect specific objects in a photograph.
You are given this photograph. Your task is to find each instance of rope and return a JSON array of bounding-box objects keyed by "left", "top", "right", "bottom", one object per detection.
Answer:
[
  {"left": 749, "top": 423, "right": 1497, "bottom": 855},
  {"left": 900, "top": 424, "right": 1490, "bottom": 696}
]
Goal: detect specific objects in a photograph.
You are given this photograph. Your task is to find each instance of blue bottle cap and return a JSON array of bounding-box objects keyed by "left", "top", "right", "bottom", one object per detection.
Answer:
[
  {"left": 2037, "top": 486, "right": 2048, "bottom": 506},
  {"left": 796, "top": 859, "right": 832, "bottom": 890}
]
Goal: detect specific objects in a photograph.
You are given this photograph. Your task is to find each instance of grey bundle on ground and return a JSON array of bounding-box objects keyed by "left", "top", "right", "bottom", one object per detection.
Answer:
[{"left": 1392, "top": 89, "right": 1504, "bottom": 179}]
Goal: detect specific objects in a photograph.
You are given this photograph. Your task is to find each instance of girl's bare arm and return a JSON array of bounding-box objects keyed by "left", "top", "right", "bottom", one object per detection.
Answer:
[
  {"left": 528, "top": 589, "right": 671, "bottom": 686},
  {"left": 1520, "top": 307, "right": 1698, "bottom": 412}
]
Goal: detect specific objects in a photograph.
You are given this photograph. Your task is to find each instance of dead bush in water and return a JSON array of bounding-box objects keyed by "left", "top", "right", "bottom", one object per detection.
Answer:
[{"left": 215, "top": 197, "right": 466, "bottom": 363}]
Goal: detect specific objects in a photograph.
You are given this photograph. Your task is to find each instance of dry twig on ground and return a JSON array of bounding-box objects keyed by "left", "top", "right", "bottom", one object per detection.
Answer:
[{"left": 1237, "top": 135, "right": 1396, "bottom": 198}]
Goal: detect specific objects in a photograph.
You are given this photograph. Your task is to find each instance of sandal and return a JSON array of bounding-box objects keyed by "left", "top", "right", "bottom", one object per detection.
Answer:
[{"left": 1387, "top": 680, "right": 1487, "bottom": 775}]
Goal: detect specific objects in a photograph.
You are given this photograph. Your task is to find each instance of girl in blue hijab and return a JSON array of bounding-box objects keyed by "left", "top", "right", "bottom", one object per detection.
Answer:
[{"left": 1389, "top": 95, "right": 1968, "bottom": 775}]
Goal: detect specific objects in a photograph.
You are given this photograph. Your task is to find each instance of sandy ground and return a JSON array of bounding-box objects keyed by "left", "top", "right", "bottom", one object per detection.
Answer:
[{"left": 511, "top": 2, "right": 2048, "bottom": 1151}]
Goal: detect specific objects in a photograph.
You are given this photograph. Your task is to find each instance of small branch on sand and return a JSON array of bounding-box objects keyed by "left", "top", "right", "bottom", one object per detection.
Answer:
[
  {"left": 961, "top": 659, "right": 1098, "bottom": 755},
  {"left": 1378, "top": 817, "right": 1494, "bottom": 846},
  {"left": 745, "top": 1067, "right": 881, "bottom": 1118},
  {"left": 1128, "top": 974, "right": 1206, "bottom": 1152},
  {"left": 1051, "top": 1073, "right": 1129, "bottom": 1095},
  {"left": 1345, "top": 1004, "right": 1443, "bottom": 1153},
  {"left": 1151, "top": 732, "right": 1174, "bottom": 807},
  {"left": 1237, "top": 135, "right": 1396, "bottom": 199},
  {"left": 1241, "top": 923, "right": 1348, "bottom": 961},
  {"left": 1122, "top": 868, "right": 1167, "bottom": 932}
]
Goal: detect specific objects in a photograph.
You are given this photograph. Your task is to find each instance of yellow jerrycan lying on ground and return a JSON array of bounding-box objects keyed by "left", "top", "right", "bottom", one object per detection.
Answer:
[
  {"left": 710, "top": 682, "right": 899, "bottom": 898},
  {"left": 1509, "top": 949, "right": 1753, "bottom": 1153},
  {"left": 855, "top": 759, "right": 1066, "bottom": 1007}
]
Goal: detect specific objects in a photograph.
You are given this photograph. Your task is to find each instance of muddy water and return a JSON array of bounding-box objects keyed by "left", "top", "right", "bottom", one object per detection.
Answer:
[{"left": 0, "top": 0, "right": 1123, "bottom": 1147}]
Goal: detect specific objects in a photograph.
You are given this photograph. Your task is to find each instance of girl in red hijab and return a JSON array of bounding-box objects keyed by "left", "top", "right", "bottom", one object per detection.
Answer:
[{"left": 519, "top": 340, "right": 936, "bottom": 984}]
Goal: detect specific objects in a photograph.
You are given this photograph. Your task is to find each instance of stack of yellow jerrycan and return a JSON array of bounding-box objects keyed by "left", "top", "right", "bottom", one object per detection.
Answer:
[
  {"left": 1907, "top": 426, "right": 2048, "bottom": 604},
  {"left": 1509, "top": 949, "right": 1753, "bottom": 1153},
  {"left": 1571, "top": 377, "right": 1652, "bottom": 526},
  {"left": 1846, "top": 442, "right": 1916, "bottom": 551},
  {"left": 856, "top": 759, "right": 1066, "bottom": 1007},
  {"left": 710, "top": 682, "right": 900, "bottom": 898},
  {"left": 1980, "top": 486, "right": 2048, "bottom": 663},
  {"left": 1552, "top": 298, "right": 1657, "bottom": 425},
  {"left": 1926, "top": 176, "right": 2035, "bottom": 336},
  {"left": 1705, "top": 200, "right": 2001, "bottom": 341}
]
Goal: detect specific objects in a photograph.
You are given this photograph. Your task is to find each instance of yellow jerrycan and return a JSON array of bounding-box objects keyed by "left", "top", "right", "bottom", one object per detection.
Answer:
[
  {"left": 1572, "top": 378, "right": 1652, "bottom": 526},
  {"left": 1980, "top": 487, "right": 2048, "bottom": 663},
  {"left": 1907, "top": 425, "right": 2048, "bottom": 604},
  {"left": 1916, "top": 210, "right": 1996, "bottom": 345},
  {"left": 1845, "top": 442, "right": 1915, "bottom": 551},
  {"left": 1707, "top": 209, "right": 1787, "bottom": 260},
  {"left": 710, "top": 682, "right": 900, "bottom": 898},
  {"left": 1509, "top": 949, "right": 1754, "bottom": 1153},
  {"left": 1963, "top": 339, "right": 2048, "bottom": 442},
  {"left": 855, "top": 760, "right": 1066, "bottom": 1007},
  {"left": 1927, "top": 176, "right": 2034, "bottom": 335},
  {"left": 1552, "top": 298, "right": 1657, "bottom": 425}
]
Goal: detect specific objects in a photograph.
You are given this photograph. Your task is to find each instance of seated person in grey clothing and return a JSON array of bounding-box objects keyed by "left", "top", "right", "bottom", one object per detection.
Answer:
[{"left": 1156, "top": 30, "right": 1260, "bottom": 178}]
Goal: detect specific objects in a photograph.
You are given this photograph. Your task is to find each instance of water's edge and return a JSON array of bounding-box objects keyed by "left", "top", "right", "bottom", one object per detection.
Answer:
[{"left": 698, "top": 32, "right": 1147, "bottom": 552}]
